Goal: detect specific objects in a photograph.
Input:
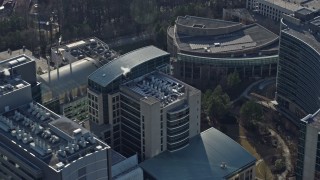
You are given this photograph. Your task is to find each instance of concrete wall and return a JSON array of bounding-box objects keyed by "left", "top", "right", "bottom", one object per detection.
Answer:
[
  {"left": 0, "top": 84, "right": 32, "bottom": 113},
  {"left": 302, "top": 125, "right": 318, "bottom": 179},
  {"left": 140, "top": 98, "right": 162, "bottom": 159},
  {"left": 187, "top": 89, "right": 201, "bottom": 138}
]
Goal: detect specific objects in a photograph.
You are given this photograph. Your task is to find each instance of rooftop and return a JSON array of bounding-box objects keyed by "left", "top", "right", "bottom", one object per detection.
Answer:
[
  {"left": 262, "top": 0, "right": 302, "bottom": 12},
  {"left": 0, "top": 74, "right": 29, "bottom": 96},
  {"left": 139, "top": 128, "right": 256, "bottom": 180},
  {"left": 88, "top": 46, "right": 169, "bottom": 88},
  {"left": 52, "top": 37, "right": 117, "bottom": 67},
  {"left": 121, "top": 72, "right": 188, "bottom": 107},
  {"left": 301, "top": 109, "right": 320, "bottom": 129},
  {"left": 0, "top": 49, "right": 34, "bottom": 62},
  {"left": 38, "top": 57, "right": 100, "bottom": 100},
  {"left": 0, "top": 55, "right": 32, "bottom": 70},
  {"left": 0, "top": 102, "right": 109, "bottom": 171},
  {"left": 282, "top": 17, "right": 320, "bottom": 54},
  {"left": 173, "top": 20, "right": 278, "bottom": 56},
  {"left": 176, "top": 16, "right": 240, "bottom": 29}
]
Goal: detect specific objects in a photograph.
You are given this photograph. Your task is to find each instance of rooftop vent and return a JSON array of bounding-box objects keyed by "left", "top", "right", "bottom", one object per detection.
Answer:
[{"left": 220, "top": 162, "right": 227, "bottom": 169}]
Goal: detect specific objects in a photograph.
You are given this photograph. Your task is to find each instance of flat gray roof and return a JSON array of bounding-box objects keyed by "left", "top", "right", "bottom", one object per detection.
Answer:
[
  {"left": 282, "top": 18, "right": 320, "bottom": 54},
  {"left": 139, "top": 128, "right": 256, "bottom": 180},
  {"left": 88, "top": 46, "right": 169, "bottom": 87},
  {"left": 174, "top": 23, "right": 278, "bottom": 55},
  {"left": 38, "top": 57, "right": 99, "bottom": 97},
  {"left": 176, "top": 16, "right": 240, "bottom": 29}
]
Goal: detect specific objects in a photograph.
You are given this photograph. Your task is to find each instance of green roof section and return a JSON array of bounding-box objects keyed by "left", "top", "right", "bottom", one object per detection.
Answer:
[
  {"left": 139, "top": 127, "right": 256, "bottom": 180},
  {"left": 88, "top": 46, "right": 170, "bottom": 87}
]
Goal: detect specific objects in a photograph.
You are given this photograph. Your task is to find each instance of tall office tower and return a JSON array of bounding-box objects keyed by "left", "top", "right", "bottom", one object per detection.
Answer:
[
  {"left": 276, "top": 12, "right": 320, "bottom": 123},
  {"left": 297, "top": 110, "right": 320, "bottom": 179},
  {"left": 119, "top": 72, "right": 201, "bottom": 160},
  {"left": 87, "top": 46, "right": 170, "bottom": 152}
]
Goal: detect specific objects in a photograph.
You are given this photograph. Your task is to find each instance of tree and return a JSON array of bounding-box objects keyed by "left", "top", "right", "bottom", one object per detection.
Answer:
[
  {"left": 240, "top": 100, "right": 263, "bottom": 127},
  {"left": 202, "top": 89, "right": 213, "bottom": 114},
  {"left": 211, "top": 85, "right": 231, "bottom": 119},
  {"left": 227, "top": 71, "right": 241, "bottom": 88}
]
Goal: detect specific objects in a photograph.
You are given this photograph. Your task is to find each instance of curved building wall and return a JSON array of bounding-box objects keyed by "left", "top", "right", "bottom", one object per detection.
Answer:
[
  {"left": 276, "top": 22, "right": 320, "bottom": 122},
  {"left": 173, "top": 53, "right": 278, "bottom": 88},
  {"left": 166, "top": 106, "right": 190, "bottom": 152}
]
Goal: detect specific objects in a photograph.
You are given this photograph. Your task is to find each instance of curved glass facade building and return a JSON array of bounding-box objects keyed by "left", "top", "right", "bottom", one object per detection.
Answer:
[
  {"left": 276, "top": 17, "right": 320, "bottom": 122},
  {"left": 167, "top": 16, "right": 279, "bottom": 88}
]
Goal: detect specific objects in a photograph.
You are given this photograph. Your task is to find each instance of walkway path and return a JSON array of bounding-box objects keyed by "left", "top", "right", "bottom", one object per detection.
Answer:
[
  {"left": 231, "top": 77, "right": 276, "bottom": 104},
  {"left": 269, "top": 129, "right": 292, "bottom": 179}
]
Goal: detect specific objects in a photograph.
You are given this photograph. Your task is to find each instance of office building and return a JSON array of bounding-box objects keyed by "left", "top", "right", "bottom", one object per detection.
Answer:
[
  {"left": 246, "top": 0, "right": 320, "bottom": 21},
  {"left": 87, "top": 46, "right": 170, "bottom": 150},
  {"left": 87, "top": 46, "right": 200, "bottom": 161},
  {"left": 0, "top": 68, "right": 33, "bottom": 113},
  {"left": 297, "top": 109, "right": 320, "bottom": 179},
  {"left": 0, "top": 54, "right": 41, "bottom": 102},
  {"left": 119, "top": 71, "right": 201, "bottom": 160},
  {"left": 140, "top": 127, "right": 256, "bottom": 180},
  {"left": 167, "top": 16, "right": 279, "bottom": 88},
  {"left": 38, "top": 37, "right": 117, "bottom": 120},
  {"left": 0, "top": 71, "right": 143, "bottom": 180},
  {"left": 276, "top": 13, "right": 320, "bottom": 123}
]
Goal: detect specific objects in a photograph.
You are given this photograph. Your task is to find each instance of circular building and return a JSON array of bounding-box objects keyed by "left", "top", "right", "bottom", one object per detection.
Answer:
[{"left": 167, "top": 16, "right": 279, "bottom": 88}]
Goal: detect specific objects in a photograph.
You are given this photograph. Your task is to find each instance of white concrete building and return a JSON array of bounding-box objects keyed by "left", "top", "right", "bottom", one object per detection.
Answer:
[{"left": 119, "top": 72, "right": 201, "bottom": 161}]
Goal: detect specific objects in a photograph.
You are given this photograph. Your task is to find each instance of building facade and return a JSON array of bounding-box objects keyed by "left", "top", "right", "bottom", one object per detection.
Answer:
[
  {"left": 297, "top": 110, "right": 320, "bottom": 179},
  {"left": 87, "top": 46, "right": 170, "bottom": 154},
  {"left": 167, "top": 16, "right": 279, "bottom": 88},
  {"left": 0, "top": 55, "right": 41, "bottom": 102},
  {"left": 39, "top": 37, "right": 117, "bottom": 121},
  {"left": 0, "top": 71, "right": 143, "bottom": 180},
  {"left": 119, "top": 72, "right": 201, "bottom": 160},
  {"left": 276, "top": 14, "right": 320, "bottom": 123}
]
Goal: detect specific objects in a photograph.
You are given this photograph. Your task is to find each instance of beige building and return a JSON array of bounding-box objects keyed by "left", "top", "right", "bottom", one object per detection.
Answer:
[
  {"left": 119, "top": 72, "right": 201, "bottom": 160},
  {"left": 246, "top": 0, "right": 319, "bottom": 21}
]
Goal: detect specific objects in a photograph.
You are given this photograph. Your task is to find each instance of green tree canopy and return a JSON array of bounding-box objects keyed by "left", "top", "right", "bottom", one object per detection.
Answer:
[
  {"left": 227, "top": 71, "right": 241, "bottom": 88},
  {"left": 211, "top": 85, "right": 231, "bottom": 119},
  {"left": 240, "top": 100, "right": 263, "bottom": 124}
]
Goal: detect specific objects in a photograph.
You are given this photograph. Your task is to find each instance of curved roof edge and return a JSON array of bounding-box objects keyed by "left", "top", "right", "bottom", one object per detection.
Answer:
[{"left": 88, "top": 46, "right": 170, "bottom": 87}]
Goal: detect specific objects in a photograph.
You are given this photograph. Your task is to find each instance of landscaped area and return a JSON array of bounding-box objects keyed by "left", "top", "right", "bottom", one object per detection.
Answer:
[{"left": 201, "top": 79, "right": 298, "bottom": 179}]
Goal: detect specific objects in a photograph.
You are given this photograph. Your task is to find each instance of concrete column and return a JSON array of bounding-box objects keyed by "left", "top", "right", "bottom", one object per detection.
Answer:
[
  {"left": 243, "top": 67, "right": 246, "bottom": 78},
  {"left": 261, "top": 65, "right": 263, "bottom": 77}
]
